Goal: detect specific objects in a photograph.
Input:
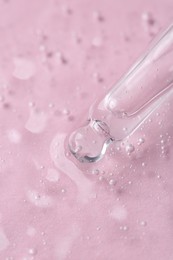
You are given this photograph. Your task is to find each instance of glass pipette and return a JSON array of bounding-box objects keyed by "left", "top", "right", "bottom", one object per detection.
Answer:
[{"left": 68, "top": 23, "right": 173, "bottom": 163}]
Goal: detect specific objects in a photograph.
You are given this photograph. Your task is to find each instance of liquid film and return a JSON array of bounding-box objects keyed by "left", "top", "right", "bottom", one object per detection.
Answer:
[{"left": 0, "top": 0, "right": 173, "bottom": 260}]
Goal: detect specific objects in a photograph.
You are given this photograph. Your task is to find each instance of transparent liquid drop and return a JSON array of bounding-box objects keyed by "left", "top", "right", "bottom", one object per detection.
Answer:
[{"left": 68, "top": 120, "right": 114, "bottom": 163}]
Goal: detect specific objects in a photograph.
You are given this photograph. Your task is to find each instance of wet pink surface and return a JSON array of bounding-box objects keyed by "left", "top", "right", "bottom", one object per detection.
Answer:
[{"left": 0, "top": 0, "right": 173, "bottom": 259}]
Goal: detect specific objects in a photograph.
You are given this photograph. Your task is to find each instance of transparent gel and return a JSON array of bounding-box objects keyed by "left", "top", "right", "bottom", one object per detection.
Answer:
[{"left": 68, "top": 24, "right": 173, "bottom": 163}]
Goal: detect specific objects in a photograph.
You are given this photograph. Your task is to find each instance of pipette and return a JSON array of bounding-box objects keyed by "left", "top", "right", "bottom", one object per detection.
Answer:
[{"left": 68, "top": 23, "right": 173, "bottom": 163}]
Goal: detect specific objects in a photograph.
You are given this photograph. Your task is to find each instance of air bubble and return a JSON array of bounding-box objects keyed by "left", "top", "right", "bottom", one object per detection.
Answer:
[
  {"left": 137, "top": 137, "right": 145, "bottom": 145},
  {"left": 141, "top": 12, "right": 159, "bottom": 36},
  {"left": 28, "top": 101, "right": 35, "bottom": 107},
  {"left": 27, "top": 190, "right": 53, "bottom": 207},
  {"left": 62, "top": 108, "right": 70, "bottom": 115},
  {"left": 120, "top": 225, "right": 128, "bottom": 231},
  {"left": 92, "top": 72, "right": 104, "bottom": 83},
  {"left": 125, "top": 144, "right": 135, "bottom": 155},
  {"left": 142, "top": 12, "right": 155, "bottom": 26},
  {"left": 28, "top": 248, "right": 37, "bottom": 255},
  {"left": 96, "top": 226, "right": 101, "bottom": 231},
  {"left": 141, "top": 162, "right": 146, "bottom": 167},
  {"left": 61, "top": 188, "right": 66, "bottom": 193},
  {"left": 61, "top": 5, "right": 73, "bottom": 15},
  {"left": 92, "top": 11, "right": 105, "bottom": 22},
  {"left": 140, "top": 220, "right": 147, "bottom": 226},
  {"left": 55, "top": 52, "right": 68, "bottom": 65},
  {"left": 72, "top": 33, "right": 82, "bottom": 44},
  {"left": 108, "top": 98, "right": 117, "bottom": 110},
  {"left": 109, "top": 179, "right": 116, "bottom": 186},
  {"left": 48, "top": 103, "right": 54, "bottom": 108},
  {"left": 92, "top": 169, "right": 100, "bottom": 175}
]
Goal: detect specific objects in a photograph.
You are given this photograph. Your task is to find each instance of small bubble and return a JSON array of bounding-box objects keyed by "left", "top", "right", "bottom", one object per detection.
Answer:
[
  {"left": 109, "top": 179, "right": 116, "bottom": 186},
  {"left": 62, "top": 108, "right": 70, "bottom": 115},
  {"left": 116, "top": 145, "right": 121, "bottom": 152},
  {"left": 125, "top": 144, "right": 135, "bottom": 155},
  {"left": 28, "top": 101, "right": 35, "bottom": 107},
  {"left": 108, "top": 98, "right": 117, "bottom": 110},
  {"left": 96, "top": 226, "right": 101, "bottom": 231},
  {"left": 34, "top": 194, "right": 41, "bottom": 200},
  {"left": 99, "top": 176, "right": 104, "bottom": 181},
  {"left": 28, "top": 248, "right": 37, "bottom": 255},
  {"left": 160, "top": 139, "right": 165, "bottom": 144},
  {"left": 123, "top": 127, "right": 127, "bottom": 132},
  {"left": 141, "top": 162, "right": 146, "bottom": 167},
  {"left": 142, "top": 12, "right": 155, "bottom": 26},
  {"left": 65, "top": 151, "right": 70, "bottom": 157},
  {"left": 92, "top": 169, "right": 100, "bottom": 175},
  {"left": 62, "top": 5, "right": 73, "bottom": 15},
  {"left": 42, "top": 239, "right": 46, "bottom": 245},
  {"left": 161, "top": 145, "right": 165, "bottom": 150},
  {"left": 48, "top": 103, "right": 54, "bottom": 108},
  {"left": 72, "top": 33, "right": 82, "bottom": 44},
  {"left": 140, "top": 220, "right": 147, "bottom": 226},
  {"left": 92, "top": 11, "right": 105, "bottom": 22},
  {"left": 137, "top": 137, "right": 145, "bottom": 145},
  {"left": 92, "top": 72, "right": 104, "bottom": 83},
  {"left": 120, "top": 225, "right": 128, "bottom": 231},
  {"left": 141, "top": 12, "right": 159, "bottom": 36},
  {"left": 55, "top": 52, "right": 68, "bottom": 65}
]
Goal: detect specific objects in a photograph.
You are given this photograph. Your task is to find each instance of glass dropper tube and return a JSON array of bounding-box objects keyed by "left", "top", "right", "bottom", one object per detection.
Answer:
[{"left": 68, "top": 23, "right": 173, "bottom": 163}]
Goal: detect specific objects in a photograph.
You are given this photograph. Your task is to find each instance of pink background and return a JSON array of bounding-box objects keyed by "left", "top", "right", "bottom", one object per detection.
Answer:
[{"left": 0, "top": 0, "right": 173, "bottom": 259}]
